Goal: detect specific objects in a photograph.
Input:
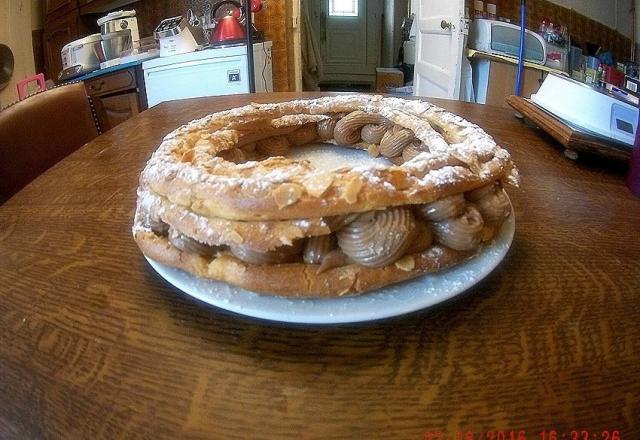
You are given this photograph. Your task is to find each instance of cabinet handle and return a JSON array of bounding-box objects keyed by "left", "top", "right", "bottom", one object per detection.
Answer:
[{"left": 90, "top": 80, "right": 105, "bottom": 92}]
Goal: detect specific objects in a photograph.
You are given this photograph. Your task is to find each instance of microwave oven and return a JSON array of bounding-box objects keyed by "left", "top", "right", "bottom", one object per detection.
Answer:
[{"left": 469, "top": 19, "right": 547, "bottom": 65}]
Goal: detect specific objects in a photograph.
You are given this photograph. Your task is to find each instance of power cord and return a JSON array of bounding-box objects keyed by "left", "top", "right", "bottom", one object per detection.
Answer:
[{"left": 261, "top": 41, "right": 269, "bottom": 91}]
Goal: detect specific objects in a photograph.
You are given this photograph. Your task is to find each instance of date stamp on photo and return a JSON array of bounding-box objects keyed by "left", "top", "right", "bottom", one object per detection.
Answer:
[{"left": 424, "top": 430, "right": 622, "bottom": 440}]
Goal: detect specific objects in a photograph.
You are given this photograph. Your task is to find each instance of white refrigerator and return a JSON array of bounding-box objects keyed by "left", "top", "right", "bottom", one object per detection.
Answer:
[{"left": 142, "top": 41, "right": 273, "bottom": 107}]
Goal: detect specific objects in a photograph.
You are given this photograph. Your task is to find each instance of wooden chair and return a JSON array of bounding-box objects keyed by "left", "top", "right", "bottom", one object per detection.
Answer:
[{"left": 0, "top": 82, "right": 101, "bottom": 204}]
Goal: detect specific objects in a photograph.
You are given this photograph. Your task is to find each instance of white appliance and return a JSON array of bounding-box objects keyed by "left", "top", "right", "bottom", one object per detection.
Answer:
[
  {"left": 142, "top": 42, "right": 273, "bottom": 107},
  {"left": 531, "top": 74, "right": 638, "bottom": 147},
  {"left": 469, "top": 19, "right": 547, "bottom": 65},
  {"left": 154, "top": 16, "right": 199, "bottom": 57},
  {"left": 97, "top": 10, "right": 140, "bottom": 49}
]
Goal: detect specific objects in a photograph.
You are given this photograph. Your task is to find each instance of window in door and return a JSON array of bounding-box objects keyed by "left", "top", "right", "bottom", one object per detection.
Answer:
[{"left": 329, "top": 0, "right": 358, "bottom": 17}]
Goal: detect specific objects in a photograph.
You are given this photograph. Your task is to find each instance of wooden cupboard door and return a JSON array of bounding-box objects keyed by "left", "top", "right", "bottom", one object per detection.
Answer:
[
  {"left": 484, "top": 61, "right": 543, "bottom": 108},
  {"left": 44, "top": 0, "right": 77, "bottom": 20},
  {"left": 43, "top": 12, "right": 79, "bottom": 81},
  {"left": 95, "top": 92, "right": 140, "bottom": 131},
  {"left": 85, "top": 68, "right": 137, "bottom": 96}
]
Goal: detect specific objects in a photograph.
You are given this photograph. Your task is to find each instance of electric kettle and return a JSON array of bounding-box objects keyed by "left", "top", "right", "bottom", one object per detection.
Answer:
[{"left": 210, "top": 1, "right": 246, "bottom": 45}]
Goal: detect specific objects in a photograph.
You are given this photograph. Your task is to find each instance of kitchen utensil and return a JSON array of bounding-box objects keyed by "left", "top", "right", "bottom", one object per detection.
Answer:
[
  {"left": 101, "top": 29, "right": 132, "bottom": 61},
  {"left": 0, "top": 44, "right": 14, "bottom": 91},
  {"left": 60, "top": 33, "right": 104, "bottom": 78},
  {"left": 210, "top": 1, "right": 246, "bottom": 45},
  {"left": 154, "top": 16, "right": 199, "bottom": 57},
  {"left": 186, "top": 8, "right": 208, "bottom": 45},
  {"left": 97, "top": 10, "right": 140, "bottom": 49}
]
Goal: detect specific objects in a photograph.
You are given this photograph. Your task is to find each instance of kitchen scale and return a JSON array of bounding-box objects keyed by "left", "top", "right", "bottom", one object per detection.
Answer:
[{"left": 531, "top": 73, "right": 638, "bottom": 148}]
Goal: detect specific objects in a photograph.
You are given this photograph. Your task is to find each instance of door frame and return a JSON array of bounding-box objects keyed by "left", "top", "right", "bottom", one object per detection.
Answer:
[{"left": 290, "top": 0, "right": 303, "bottom": 91}]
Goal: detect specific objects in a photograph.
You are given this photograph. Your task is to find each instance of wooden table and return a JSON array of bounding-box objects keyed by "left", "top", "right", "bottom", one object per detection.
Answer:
[{"left": 1, "top": 93, "right": 639, "bottom": 439}]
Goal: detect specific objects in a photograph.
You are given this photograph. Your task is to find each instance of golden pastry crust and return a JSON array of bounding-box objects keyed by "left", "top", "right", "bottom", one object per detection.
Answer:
[
  {"left": 133, "top": 95, "right": 519, "bottom": 297},
  {"left": 140, "top": 95, "right": 519, "bottom": 221},
  {"left": 134, "top": 229, "right": 475, "bottom": 297}
]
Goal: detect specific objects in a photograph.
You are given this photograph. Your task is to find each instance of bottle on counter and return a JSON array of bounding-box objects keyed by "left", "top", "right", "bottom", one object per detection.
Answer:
[
  {"left": 474, "top": 0, "right": 485, "bottom": 19},
  {"left": 486, "top": 3, "right": 497, "bottom": 20}
]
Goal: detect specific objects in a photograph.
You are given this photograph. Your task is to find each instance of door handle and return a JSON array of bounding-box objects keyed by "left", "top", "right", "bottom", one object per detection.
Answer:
[{"left": 441, "top": 20, "right": 454, "bottom": 31}]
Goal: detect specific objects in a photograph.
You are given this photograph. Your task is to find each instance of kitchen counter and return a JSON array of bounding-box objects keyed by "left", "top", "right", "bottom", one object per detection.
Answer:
[
  {"left": 467, "top": 49, "right": 569, "bottom": 76},
  {"left": 63, "top": 57, "right": 153, "bottom": 84},
  {"left": 74, "top": 59, "right": 145, "bottom": 82},
  {"left": 1, "top": 93, "right": 639, "bottom": 438}
]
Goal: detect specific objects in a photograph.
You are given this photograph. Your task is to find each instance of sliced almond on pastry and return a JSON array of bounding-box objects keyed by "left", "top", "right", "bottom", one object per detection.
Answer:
[
  {"left": 272, "top": 183, "right": 303, "bottom": 209},
  {"left": 394, "top": 255, "right": 415, "bottom": 271},
  {"left": 342, "top": 176, "right": 363, "bottom": 204},
  {"left": 303, "top": 173, "right": 334, "bottom": 198}
]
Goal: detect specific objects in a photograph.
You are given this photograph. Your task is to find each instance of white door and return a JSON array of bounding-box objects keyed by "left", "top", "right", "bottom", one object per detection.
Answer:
[
  {"left": 308, "top": 0, "right": 382, "bottom": 84},
  {"left": 413, "top": 0, "right": 466, "bottom": 99}
]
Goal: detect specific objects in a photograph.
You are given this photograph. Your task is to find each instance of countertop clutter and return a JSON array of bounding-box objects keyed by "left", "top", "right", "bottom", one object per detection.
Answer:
[
  {"left": 1, "top": 93, "right": 639, "bottom": 438},
  {"left": 46, "top": 1, "right": 273, "bottom": 132}
]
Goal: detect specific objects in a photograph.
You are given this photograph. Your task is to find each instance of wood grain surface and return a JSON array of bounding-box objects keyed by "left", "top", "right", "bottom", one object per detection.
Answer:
[{"left": 1, "top": 93, "right": 639, "bottom": 439}]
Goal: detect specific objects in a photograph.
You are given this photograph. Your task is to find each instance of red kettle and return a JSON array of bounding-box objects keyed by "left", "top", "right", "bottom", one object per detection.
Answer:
[{"left": 210, "top": 1, "right": 246, "bottom": 44}]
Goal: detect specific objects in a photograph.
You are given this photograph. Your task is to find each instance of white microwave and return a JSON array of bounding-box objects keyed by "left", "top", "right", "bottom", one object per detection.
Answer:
[{"left": 469, "top": 19, "right": 547, "bottom": 65}]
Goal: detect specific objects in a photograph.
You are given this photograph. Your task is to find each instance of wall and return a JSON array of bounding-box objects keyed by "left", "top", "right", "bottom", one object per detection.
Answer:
[
  {"left": 548, "top": 0, "right": 633, "bottom": 38},
  {"left": 637, "top": 0, "right": 640, "bottom": 46},
  {"left": 31, "top": 0, "right": 43, "bottom": 29},
  {"left": 0, "top": 0, "right": 36, "bottom": 107},
  {"left": 412, "top": 0, "right": 636, "bottom": 40},
  {"left": 253, "top": 0, "right": 295, "bottom": 92},
  {"left": 615, "top": 0, "right": 634, "bottom": 39}
]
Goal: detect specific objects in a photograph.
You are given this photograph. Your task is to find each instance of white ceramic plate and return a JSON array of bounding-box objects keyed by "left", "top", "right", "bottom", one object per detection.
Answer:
[{"left": 145, "top": 145, "right": 515, "bottom": 324}]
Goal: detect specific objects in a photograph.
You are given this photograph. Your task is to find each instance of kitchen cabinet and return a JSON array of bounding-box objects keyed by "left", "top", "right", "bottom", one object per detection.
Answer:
[
  {"left": 44, "top": 0, "right": 77, "bottom": 20},
  {"left": 43, "top": 11, "right": 80, "bottom": 82},
  {"left": 473, "top": 60, "right": 544, "bottom": 108},
  {"left": 97, "top": 92, "right": 140, "bottom": 129},
  {"left": 85, "top": 66, "right": 147, "bottom": 132}
]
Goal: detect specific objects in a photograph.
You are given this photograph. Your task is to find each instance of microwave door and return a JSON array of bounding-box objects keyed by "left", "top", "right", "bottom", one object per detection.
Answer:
[{"left": 412, "top": 0, "right": 466, "bottom": 100}]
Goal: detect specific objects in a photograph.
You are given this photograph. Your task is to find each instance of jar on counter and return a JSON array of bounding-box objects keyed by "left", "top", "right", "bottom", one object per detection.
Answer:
[
  {"left": 474, "top": 0, "right": 485, "bottom": 19},
  {"left": 486, "top": 3, "right": 497, "bottom": 20}
]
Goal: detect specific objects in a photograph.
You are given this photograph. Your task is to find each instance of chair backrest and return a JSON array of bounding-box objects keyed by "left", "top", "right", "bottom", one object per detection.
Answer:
[{"left": 0, "top": 82, "right": 101, "bottom": 204}]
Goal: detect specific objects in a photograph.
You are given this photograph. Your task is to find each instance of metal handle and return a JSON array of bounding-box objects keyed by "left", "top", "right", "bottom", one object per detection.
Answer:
[
  {"left": 90, "top": 80, "right": 105, "bottom": 92},
  {"left": 441, "top": 20, "right": 453, "bottom": 30}
]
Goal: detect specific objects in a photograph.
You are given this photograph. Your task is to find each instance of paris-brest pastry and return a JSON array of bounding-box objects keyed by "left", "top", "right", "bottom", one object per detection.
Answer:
[{"left": 133, "top": 95, "right": 519, "bottom": 297}]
